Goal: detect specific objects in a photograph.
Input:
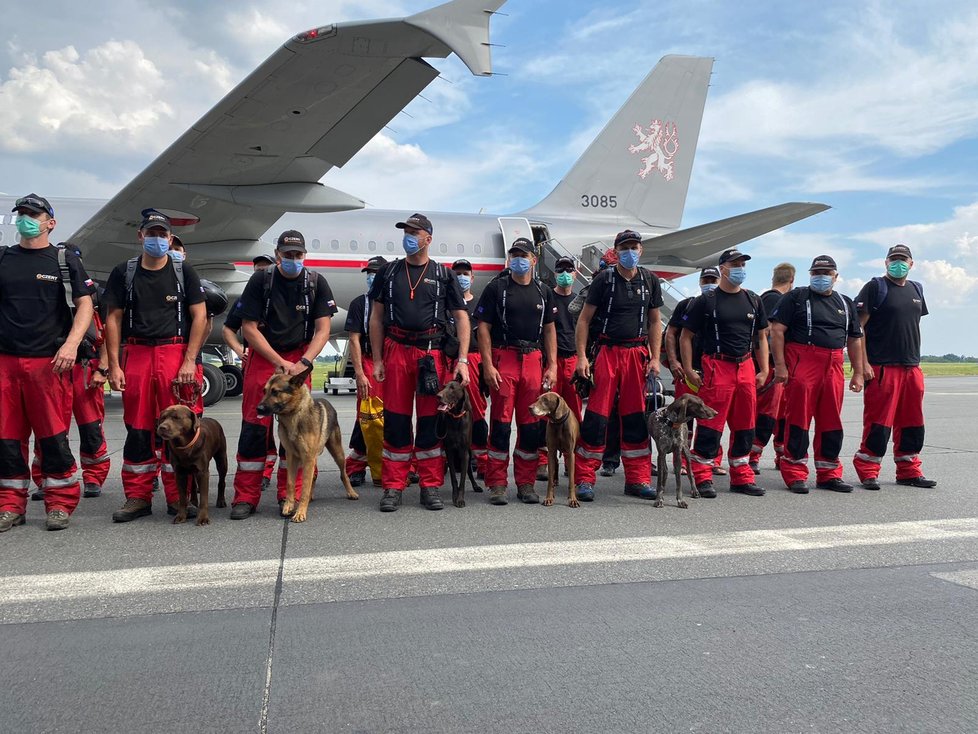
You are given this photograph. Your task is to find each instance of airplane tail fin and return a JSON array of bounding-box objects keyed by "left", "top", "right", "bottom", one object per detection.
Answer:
[{"left": 523, "top": 55, "right": 713, "bottom": 231}]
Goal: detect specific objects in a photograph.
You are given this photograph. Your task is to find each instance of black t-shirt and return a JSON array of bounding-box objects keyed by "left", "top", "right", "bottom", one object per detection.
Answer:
[
  {"left": 681, "top": 288, "right": 768, "bottom": 357},
  {"left": 0, "top": 245, "right": 96, "bottom": 357},
  {"left": 771, "top": 287, "right": 862, "bottom": 349},
  {"left": 585, "top": 267, "right": 664, "bottom": 342},
  {"left": 345, "top": 294, "right": 372, "bottom": 355},
  {"left": 760, "top": 289, "right": 785, "bottom": 322},
  {"left": 237, "top": 268, "right": 337, "bottom": 352},
  {"left": 669, "top": 296, "right": 705, "bottom": 370},
  {"left": 474, "top": 276, "right": 556, "bottom": 346},
  {"left": 104, "top": 258, "right": 205, "bottom": 341},
  {"left": 224, "top": 302, "right": 243, "bottom": 332},
  {"left": 552, "top": 291, "right": 577, "bottom": 354},
  {"left": 369, "top": 259, "right": 466, "bottom": 332},
  {"left": 855, "top": 277, "right": 928, "bottom": 366},
  {"left": 462, "top": 297, "right": 479, "bottom": 353}
]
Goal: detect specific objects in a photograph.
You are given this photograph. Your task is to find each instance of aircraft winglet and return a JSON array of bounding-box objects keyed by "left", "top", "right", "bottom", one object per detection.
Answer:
[{"left": 406, "top": 0, "right": 507, "bottom": 77}]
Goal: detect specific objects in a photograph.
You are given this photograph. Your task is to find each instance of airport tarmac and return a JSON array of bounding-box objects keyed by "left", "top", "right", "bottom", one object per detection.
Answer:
[{"left": 2, "top": 378, "right": 977, "bottom": 733}]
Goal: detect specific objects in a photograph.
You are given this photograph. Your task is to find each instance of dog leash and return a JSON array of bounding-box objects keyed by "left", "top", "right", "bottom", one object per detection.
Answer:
[{"left": 171, "top": 379, "right": 203, "bottom": 408}]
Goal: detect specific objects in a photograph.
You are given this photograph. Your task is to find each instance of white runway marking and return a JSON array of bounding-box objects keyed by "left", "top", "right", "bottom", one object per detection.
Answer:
[{"left": 3, "top": 518, "right": 976, "bottom": 606}]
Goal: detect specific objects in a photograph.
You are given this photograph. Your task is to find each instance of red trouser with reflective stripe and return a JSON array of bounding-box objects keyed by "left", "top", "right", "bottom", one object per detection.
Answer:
[
  {"left": 750, "top": 367, "right": 784, "bottom": 467},
  {"left": 346, "top": 354, "right": 382, "bottom": 476},
  {"left": 673, "top": 377, "right": 723, "bottom": 469},
  {"left": 486, "top": 348, "right": 545, "bottom": 488},
  {"left": 0, "top": 355, "right": 79, "bottom": 514},
  {"left": 381, "top": 339, "right": 448, "bottom": 490},
  {"left": 576, "top": 345, "right": 651, "bottom": 486},
  {"left": 555, "top": 355, "right": 583, "bottom": 423},
  {"left": 690, "top": 356, "right": 756, "bottom": 486},
  {"left": 233, "top": 347, "right": 312, "bottom": 507},
  {"left": 853, "top": 365, "right": 925, "bottom": 481},
  {"left": 462, "top": 352, "right": 489, "bottom": 474},
  {"left": 778, "top": 344, "right": 845, "bottom": 485},
  {"left": 120, "top": 343, "right": 188, "bottom": 503}
]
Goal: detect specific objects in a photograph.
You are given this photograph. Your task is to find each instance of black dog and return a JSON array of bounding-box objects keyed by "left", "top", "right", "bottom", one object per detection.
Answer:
[{"left": 435, "top": 380, "right": 484, "bottom": 507}]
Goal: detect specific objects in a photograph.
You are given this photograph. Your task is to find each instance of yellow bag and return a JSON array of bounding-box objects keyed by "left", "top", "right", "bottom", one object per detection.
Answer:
[{"left": 358, "top": 395, "right": 385, "bottom": 485}]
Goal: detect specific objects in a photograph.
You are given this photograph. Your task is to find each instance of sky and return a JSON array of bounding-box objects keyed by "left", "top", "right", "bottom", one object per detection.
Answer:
[{"left": 1, "top": 0, "right": 976, "bottom": 355}]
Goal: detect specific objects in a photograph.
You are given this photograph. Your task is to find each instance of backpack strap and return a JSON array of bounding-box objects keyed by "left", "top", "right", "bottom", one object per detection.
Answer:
[
  {"left": 56, "top": 246, "right": 74, "bottom": 309},
  {"left": 871, "top": 276, "right": 924, "bottom": 311},
  {"left": 125, "top": 256, "right": 188, "bottom": 336}
]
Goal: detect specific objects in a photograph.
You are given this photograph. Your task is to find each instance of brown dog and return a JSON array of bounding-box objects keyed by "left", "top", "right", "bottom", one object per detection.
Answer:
[
  {"left": 529, "top": 392, "right": 580, "bottom": 508},
  {"left": 256, "top": 366, "right": 358, "bottom": 523},
  {"left": 435, "top": 379, "right": 483, "bottom": 508},
  {"left": 156, "top": 405, "right": 228, "bottom": 525},
  {"left": 648, "top": 393, "right": 717, "bottom": 508}
]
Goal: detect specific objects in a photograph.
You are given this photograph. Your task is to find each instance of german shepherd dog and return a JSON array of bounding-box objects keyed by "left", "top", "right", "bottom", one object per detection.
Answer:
[
  {"left": 648, "top": 393, "right": 717, "bottom": 508},
  {"left": 156, "top": 405, "right": 228, "bottom": 526},
  {"left": 256, "top": 366, "right": 358, "bottom": 522},
  {"left": 529, "top": 392, "right": 581, "bottom": 508},
  {"left": 435, "top": 379, "right": 483, "bottom": 508}
]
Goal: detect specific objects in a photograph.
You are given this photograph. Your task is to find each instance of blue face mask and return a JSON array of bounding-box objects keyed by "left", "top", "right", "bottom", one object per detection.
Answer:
[
  {"left": 810, "top": 274, "right": 833, "bottom": 293},
  {"left": 618, "top": 249, "right": 640, "bottom": 269},
  {"left": 366, "top": 274, "right": 376, "bottom": 291},
  {"left": 556, "top": 272, "right": 574, "bottom": 288},
  {"left": 509, "top": 257, "right": 531, "bottom": 275},
  {"left": 168, "top": 250, "right": 185, "bottom": 263},
  {"left": 16, "top": 215, "right": 43, "bottom": 238},
  {"left": 143, "top": 236, "right": 170, "bottom": 258},
  {"left": 726, "top": 266, "right": 747, "bottom": 286},
  {"left": 700, "top": 283, "right": 718, "bottom": 295},
  {"left": 402, "top": 233, "right": 420, "bottom": 256},
  {"left": 457, "top": 274, "right": 472, "bottom": 291},
  {"left": 280, "top": 257, "right": 304, "bottom": 277}
]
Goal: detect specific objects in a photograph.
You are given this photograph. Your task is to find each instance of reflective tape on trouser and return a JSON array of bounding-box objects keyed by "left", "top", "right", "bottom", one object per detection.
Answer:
[
  {"left": 0, "top": 478, "right": 30, "bottom": 490},
  {"left": 42, "top": 475, "right": 78, "bottom": 489},
  {"left": 81, "top": 454, "right": 110, "bottom": 466},
  {"left": 691, "top": 356, "right": 756, "bottom": 487},
  {"left": 484, "top": 348, "right": 545, "bottom": 489},
  {"left": 236, "top": 461, "right": 265, "bottom": 472},
  {"left": 854, "top": 365, "right": 925, "bottom": 481}
]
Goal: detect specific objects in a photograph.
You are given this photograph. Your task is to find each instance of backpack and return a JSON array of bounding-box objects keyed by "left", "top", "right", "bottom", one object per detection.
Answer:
[
  {"left": 260, "top": 266, "right": 318, "bottom": 344},
  {"left": 596, "top": 266, "right": 658, "bottom": 338},
  {"left": 492, "top": 272, "right": 549, "bottom": 346},
  {"left": 125, "top": 255, "right": 190, "bottom": 338},
  {"left": 870, "top": 276, "right": 923, "bottom": 311},
  {"left": 700, "top": 287, "right": 763, "bottom": 355}
]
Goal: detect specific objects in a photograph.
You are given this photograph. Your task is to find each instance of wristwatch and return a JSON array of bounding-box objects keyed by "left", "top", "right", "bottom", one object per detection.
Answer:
[
  {"left": 95, "top": 367, "right": 109, "bottom": 377},
  {"left": 458, "top": 358, "right": 469, "bottom": 365},
  {"left": 299, "top": 357, "right": 314, "bottom": 369}
]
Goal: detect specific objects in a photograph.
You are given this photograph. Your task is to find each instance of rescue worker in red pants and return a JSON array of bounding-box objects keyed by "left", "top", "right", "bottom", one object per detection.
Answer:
[
  {"left": 665, "top": 267, "right": 723, "bottom": 473},
  {"left": 749, "top": 262, "right": 795, "bottom": 473},
  {"left": 575, "top": 230, "right": 663, "bottom": 502},
  {"left": 451, "top": 258, "right": 489, "bottom": 477},
  {"left": 681, "top": 249, "right": 768, "bottom": 497},
  {"left": 771, "top": 255, "right": 865, "bottom": 493},
  {"left": 852, "top": 244, "right": 937, "bottom": 489},
  {"left": 477, "top": 238, "right": 558, "bottom": 505},
  {"left": 369, "top": 214, "right": 469, "bottom": 512},
  {"left": 0, "top": 194, "right": 95, "bottom": 533},
  {"left": 551, "top": 256, "right": 583, "bottom": 422},
  {"left": 345, "top": 255, "right": 388, "bottom": 487},
  {"left": 231, "top": 230, "right": 337, "bottom": 519},
  {"left": 223, "top": 253, "right": 278, "bottom": 489},
  {"left": 104, "top": 209, "right": 207, "bottom": 522}
]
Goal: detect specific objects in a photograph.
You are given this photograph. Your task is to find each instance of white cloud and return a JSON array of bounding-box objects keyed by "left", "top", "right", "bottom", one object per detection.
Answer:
[
  {"left": 858, "top": 200, "right": 978, "bottom": 262},
  {"left": 913, "top": 259, "right": 978, "bottom": 307}
]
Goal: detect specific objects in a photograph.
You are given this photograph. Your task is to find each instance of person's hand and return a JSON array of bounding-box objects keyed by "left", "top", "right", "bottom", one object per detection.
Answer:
[
  {"left": 109, "top": 365, "right": 126, "bottom": 392},
  {"left": 286, "top": 361, "right": 308, "bottom": 377},
  {"left": 575, "top": 356, "right": 591, "bottom": 380},
  {"left": 685, "top": 369, "right": 703, "bottom": 390},
  {"left": 849, "top": 372, "right": 865, "bottom": 393},
  {"left": 542, "top": 367, "right": 557, "bottom": 391},
  {"left": 355, "top": 372, "right": 371, "bottom": 399},
  {"left": 774, "top": 364, "right": 789, "bottom": 384},
  {"left": 755, "top": 368, "right": 769, "bottom": 391},
  {"left": 484, "top": 363, "right": 502, "bottom": 391},
  {"left": 373, "top": 359, "right": 385, "bottom": 383},
  {"left": 863, "top": 364, "right": 875, "bottom": 382},
  {"left": 177, "top": 358, "right": 197, "bottom": 383},
  {"left": 90, "top": 370, "right": 107, "bottom": 389},
  {"left": 671, "top": 365, "right": 686, "bottom": 384},
  {"left": 51, "top": 343, "right": 77, "bottom": 374},
  {"left": 646, "top": 356, "right": 660, "bottom": 376},
  {"left": 454, "top": 362, "right": 470, "bottom": 387}
]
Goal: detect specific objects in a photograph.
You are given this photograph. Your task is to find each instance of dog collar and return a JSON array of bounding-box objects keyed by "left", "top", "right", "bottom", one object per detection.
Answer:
[
  {"left": 181, "top": 425, "right": 202, "bottom": 450},
  {"left": 671, "top": 421, "right": 685, "bottom": 430},
  {"left": 447, "top": 406, "right": 467, "bottom": 419},
  {"left": 549, "top": 410, "right": 570, "bottom": 426}
]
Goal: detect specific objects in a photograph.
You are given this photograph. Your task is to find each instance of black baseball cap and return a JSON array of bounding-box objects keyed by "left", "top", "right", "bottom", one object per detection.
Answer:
[
  {"left": 718, "top": 249, "right": 751, "bottom": 264},
  {"left": 170, "top": 234, "right": 185, "bottom": 249},
  {"left": 809, "top": 255, "right": 837, "bottom": 271},
  {"left": 700, "top": 266, "right": 720, "bottom": 280},
  {"left": 452, "top": 258, "right": 473, "bottom": 271},
  {"left": 13, "top": 193, "right": 54, "bottom": 217},
  {"left": 555, "top": 256, "right": 575, "bottom": 270},
  {"left": 252, "top": 253, "right": 276, "bottom": 266},
  {"left": 276, "top": 230, "right": 306, "bottom": 253},
  {"left": 362, "top": 255, "right": 388, "bottom": 273},
  {"left": 395, "top": 213, "right": 433, "bottom": 235},
  {"left": 614, "top": 229, "right": 642, "bottom": 247},
  {"left": 887, "top": 244, "right": 913, "bottom": 259},
  {"left": 139, "top": 209, "right": 171, "bottom": 232},
  {"left": 509, "top": 237, "right": 534, "bottom": 255}
]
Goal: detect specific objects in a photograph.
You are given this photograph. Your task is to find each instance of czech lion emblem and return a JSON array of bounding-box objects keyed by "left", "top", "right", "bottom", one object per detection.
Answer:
[{"left": 628, "top": 119, "right": 679, "bottom": 181}]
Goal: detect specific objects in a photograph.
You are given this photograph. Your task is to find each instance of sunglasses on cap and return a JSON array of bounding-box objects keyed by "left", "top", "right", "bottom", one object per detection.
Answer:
[
  {"left": 555, "top": 266, "right": 575, "bottom": 273},
  {"left": 15, "top": 196, "right": 53, "bottom": 216}
]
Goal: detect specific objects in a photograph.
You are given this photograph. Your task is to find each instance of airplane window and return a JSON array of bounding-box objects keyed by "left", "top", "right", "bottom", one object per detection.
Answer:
[
  {"left": 456, "top": 243, "right": 464, "bottom": 253},
  {"left": 311, "top": 238, "right": 321, "bottom": 251},
  {"left": 350, "top": 240, "right": 359, "bottom": 251},
  {"left": 386, "top": 241, "right": 394, "bottom": 252},
  {"left": 368, "top": 240, "right": 377, "bottom": 251},
  {"left": 330, "top": 239, "right": 339, "bottom": 250},
  {"left": 474, "top": 243, "right": 482, "bottom": 254},
  {"left": 439, "top": 243, "right": 447, "bottom": 254}
]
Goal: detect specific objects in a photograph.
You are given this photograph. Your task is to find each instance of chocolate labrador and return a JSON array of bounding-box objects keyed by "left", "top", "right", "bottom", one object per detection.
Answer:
[{"left": 156, "top": 405, "right": 228, "bottom": 525}]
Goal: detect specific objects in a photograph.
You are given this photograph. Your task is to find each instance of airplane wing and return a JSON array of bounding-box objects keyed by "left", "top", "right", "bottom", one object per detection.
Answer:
[
  {"left": 72, "top": 0, "right": 505, "bottom": 281},
  {"left": 640, "top": 202, "right": 831, "bottom": 268}
]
